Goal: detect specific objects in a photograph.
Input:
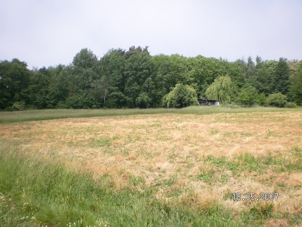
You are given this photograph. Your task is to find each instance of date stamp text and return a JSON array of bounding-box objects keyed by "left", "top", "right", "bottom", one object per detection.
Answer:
[{"left": 232, "top": 192, "right": 279, "bottom": 201}]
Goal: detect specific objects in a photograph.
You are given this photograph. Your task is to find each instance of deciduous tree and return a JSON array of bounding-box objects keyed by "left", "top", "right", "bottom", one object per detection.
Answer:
[
  {"left": 290, "top": 65, "right": 302, "bottom": 105},
  {"left": 205, "top": 75, "right": 234, "bottom": 103},
  {"left": 162, "top": 84, "right": 198, "bottom": 108}
]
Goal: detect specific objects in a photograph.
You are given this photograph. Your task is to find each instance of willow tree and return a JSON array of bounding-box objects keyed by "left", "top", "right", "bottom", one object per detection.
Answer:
[{"left": 205, "top": 75, "right": 234, "bottom": 103}]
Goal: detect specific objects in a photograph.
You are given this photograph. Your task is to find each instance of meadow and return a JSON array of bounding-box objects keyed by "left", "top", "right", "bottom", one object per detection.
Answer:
[{"left": 0, "top": 106, "right": 301, "bottom": 226}]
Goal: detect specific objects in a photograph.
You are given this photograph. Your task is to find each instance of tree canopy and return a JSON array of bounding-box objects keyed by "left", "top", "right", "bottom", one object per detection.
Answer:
[{"left": 0, "top": 47, "right": 301, "bottom": 110}]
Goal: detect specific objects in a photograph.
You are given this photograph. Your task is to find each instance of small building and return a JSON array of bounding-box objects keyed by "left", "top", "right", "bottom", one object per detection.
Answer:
[{"left": 198, "top": 98, "right": 219, "bottom": 106}]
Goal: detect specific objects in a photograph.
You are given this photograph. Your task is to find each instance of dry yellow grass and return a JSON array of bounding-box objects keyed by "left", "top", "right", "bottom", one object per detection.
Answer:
[{"left": 1, "top": 111, "right": 302, "bottom": 224}]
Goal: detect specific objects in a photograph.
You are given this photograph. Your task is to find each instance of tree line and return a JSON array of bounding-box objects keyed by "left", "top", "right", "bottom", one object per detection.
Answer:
[{"left": 1, "top": 46, "right": 302, "bottom": 110}]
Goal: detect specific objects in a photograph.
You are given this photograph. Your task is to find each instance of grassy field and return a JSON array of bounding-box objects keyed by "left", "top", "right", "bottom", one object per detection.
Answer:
[{"left": 0, "top": 107, "right": 302, "bottom": 226}]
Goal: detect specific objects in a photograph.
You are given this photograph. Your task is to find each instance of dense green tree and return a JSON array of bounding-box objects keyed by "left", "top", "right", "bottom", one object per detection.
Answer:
[
  {"left": 267, "top": 93, "right": 287, "bottom": 107},
  {"left": 224, "top": 61, "right": 244, "bottom": 89},
  {"left": 140, "top": 77, "right": 156, "bottom": 107},
  {"left": 246, "top": 57, "right": 256, "bottom": 78},
  {"left": 65, "top": 90, "right": 96, "bottom": 109},
  {"left": 71, "top": 49, "right": 99, "bottom": 91},
  {"left": 72, "top": 48, "right": 98, "bottom": 69},
  {"left": 262, "top": 60, "right": 278, "bottom": 94},
  {"left": 205, "top": 75, "right": 234, "bottom": 103},
  {"left": 255, "top": 56, "right": 263, "bottom": 69},
  {"left": 162, "top": 84, "right": 198, "bottom": 108},
  {"left": 1, "top": 46, "right": 301, "bottom": 110},
  {"left": 0, "top": 59, "right": 30, "bottom": 109},
  {"left": 273, "top": 58, "right": 290, "bottom": 95},
  {"left": 255, "top": 67, "right": 271, "bottom": 95},
  {"left": 136, "top": 92, "right": 152, "bottom": 108},
  {"left": 124, "top": 47, "right": 154, "bottom": 107},
  {"left": 90, "top": 77, "right": 109, "bottom": 106},
  {"left": 66, "top": 48, "right": 100, "bottom": 108},
  {"left": 236, "top": 86, "right": 258, "bottom": 106},
  {"left": 290, "top": 65, "right": 302, "bottom": 105},
  {"left": 27, "top": 70, "right": 50, "bottom": 109},
  {"left": 236, "top": 57, "right": 256, "bottom": 79},
  {"left": 106, "top": 91, "right": 128, "bottom": 108},
  {"left": 152, "top": 54, "right": 178, "bottom": 105},
  {"left": 189, "top": 56, "right": 219, "bottom": 97},
  {"left": 100, "top": 49, "right": 126, "bottom": 92},
  {"left": 46, "top": 65, "right": 69, "bottom": 108},
  {"left": 99, "top": 49, "right": 127, "bottom": 107},
  {"left": 287, "top": 60, "right": 301, "bottom": 79}
]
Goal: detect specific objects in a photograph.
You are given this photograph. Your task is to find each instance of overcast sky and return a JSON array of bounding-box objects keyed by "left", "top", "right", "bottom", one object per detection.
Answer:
[{"left": 1, "top": 0, "right": 302, "bottom": 69}]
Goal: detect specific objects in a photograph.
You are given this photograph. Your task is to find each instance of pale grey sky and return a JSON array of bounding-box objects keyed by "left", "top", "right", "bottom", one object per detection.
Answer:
[{"left": 1, "top": 0, "right": 302, "bottom": 69}]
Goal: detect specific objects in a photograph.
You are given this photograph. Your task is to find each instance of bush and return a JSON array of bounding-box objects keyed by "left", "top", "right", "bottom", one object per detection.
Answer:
[
  {"left": 285, "top": 102, "right": 297, "bottom": 108},
  {"left": 267, "top": 93, "right": 287, "bottom": 107},
  {"left": 162, "top": 84, "right": 198, "bottom": 108},
  {"left": 236, "top": 86, "right": 258, "bottom": 107}
]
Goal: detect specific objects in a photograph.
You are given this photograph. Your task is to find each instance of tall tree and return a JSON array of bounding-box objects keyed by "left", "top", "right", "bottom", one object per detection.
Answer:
[
  {"left": 152, "top": 54, "right": 177, "bottom": 105},
  {"left": 246, "top": 56, "right": 256, "bottom": 78},
  {"left": 273, "top": 58, "right": 290, "bottom": 95},
  {"left": 255, "top": 56, "right": 263, "bottom": 69},
  {"left": 46, "top": 65, "right": 69, "bottom": 108},
  {"left": 287, "top": 60, "right": 300, "bottom": 79},
  {"left": 263, "top": 60, "right": 278, "bottom": 94},
  {"left": 236, "top": 86, "right": 258, "bottom": 106},
  {"left": 99, "top": 49, "right": 127, "bottom": 108},
  {"left": 27, "top": 69, "right": 50, "bottom": 109},
  {"left": 66, "top": 48, "right": 100, "bottom": 108},
  {"left": 290, "top": 63, "right": 302, "bottom": 105},
  {"left": 124, "top": 46, "right": 154, "bottom": 107},
  {"left": 254, "top": 67, "right": 271, "bottom": 95},
  {"left": 0, "top": 59, "right": 30, "bottom": 109}
]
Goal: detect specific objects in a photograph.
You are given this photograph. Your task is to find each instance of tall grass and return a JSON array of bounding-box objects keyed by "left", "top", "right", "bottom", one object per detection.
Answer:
[{"left": 0, "top": 146, "right": 241, "bottom": 227}]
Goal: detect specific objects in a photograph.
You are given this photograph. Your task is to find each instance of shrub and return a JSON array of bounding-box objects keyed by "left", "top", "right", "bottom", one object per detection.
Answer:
[
  {"left": 267, "top": 93, "right": 287, "bottom": 107},
  {"left": 236, "top": 86, "right": 258, "bottom": 107},
  {"left": 162, "top": 84, "right": 198, "bottom": 108},
  {"left": 285, "top": 102, "right": 297, "bottom": 108}
]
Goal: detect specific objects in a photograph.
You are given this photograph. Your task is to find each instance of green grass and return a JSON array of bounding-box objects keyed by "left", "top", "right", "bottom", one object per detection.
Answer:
[
  {"left": 198, "top": 147, "right": 302, "bottom": 184},
  {"left": 0, "top": 106, "right": 301, "bottom": 124},
  {"left": 0, "top": 147, "right": 243, "bottom": 227}
]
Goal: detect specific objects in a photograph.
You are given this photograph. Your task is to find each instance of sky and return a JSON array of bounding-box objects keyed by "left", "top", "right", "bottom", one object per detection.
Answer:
[{"left": 1, "top": 0, "right": 302, "bottom": 69}]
